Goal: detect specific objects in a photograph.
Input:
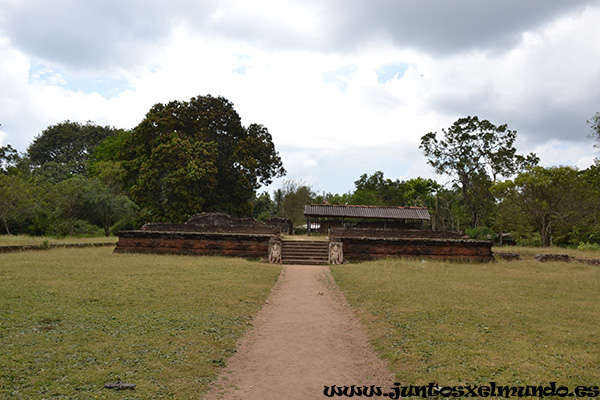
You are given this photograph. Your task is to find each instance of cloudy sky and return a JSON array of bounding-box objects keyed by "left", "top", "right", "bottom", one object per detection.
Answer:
[{"left": 1, "top": 0, "right": 599, "bottom": 195}]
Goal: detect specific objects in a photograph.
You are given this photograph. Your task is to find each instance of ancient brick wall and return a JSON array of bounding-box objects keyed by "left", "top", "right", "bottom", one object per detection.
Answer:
[
  {"left": 333, "top": 236, "right": 494, "bottom": 262},
  {"left": 265, "top": 217, "right": 294, "bottom": 235},
  {"left": 114, "top": 231, "right": 274, "bottom": 258},
  {"left": 140, "top": 223, "right": 280, "bottom": 235},
  {"left": 330, "top": 228, "right": 467, "bottom": 240}
]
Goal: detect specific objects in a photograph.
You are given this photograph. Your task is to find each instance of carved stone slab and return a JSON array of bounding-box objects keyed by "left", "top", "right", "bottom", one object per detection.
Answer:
[
  {"left": 268, "top": 237, "right": 282, "bottom": 264},
  {"left": 329, "top": 242, "right": 344, "bottom": 265}
]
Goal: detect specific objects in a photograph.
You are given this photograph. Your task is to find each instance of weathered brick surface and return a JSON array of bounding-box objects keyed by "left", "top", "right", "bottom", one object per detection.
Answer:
[
  {"left": 140, "top": 223, "right": 280, "bottom": 235},
  {"left": 114, "top": 231, "right": 274, "bottom": 258},
  {"left": 333, "top": 236, "right": 494, "bottom": 262},
  {"left": 330, "top": 228, "right": 466, "bottom": 240}
]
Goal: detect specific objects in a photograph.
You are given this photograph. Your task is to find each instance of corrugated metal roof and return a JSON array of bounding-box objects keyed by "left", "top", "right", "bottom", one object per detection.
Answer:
[{"left": 304, "top": 204, "right": 430, "bottom": 220}]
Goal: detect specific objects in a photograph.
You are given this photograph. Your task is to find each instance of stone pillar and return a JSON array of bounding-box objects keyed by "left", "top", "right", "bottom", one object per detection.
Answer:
[{"left": 329, "top": 241, "right": 343, "bottom": 264}]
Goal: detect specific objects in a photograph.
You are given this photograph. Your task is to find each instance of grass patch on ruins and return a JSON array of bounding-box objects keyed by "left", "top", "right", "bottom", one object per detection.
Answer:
[
  {"left": 331, "top": 254, "right": 600, "bottom": 388},
  {"left": 0, "top": 234, "right": 118, "bottom": 247},
  {"left": 0, "top": 247, "right": 281, "bottom": 399}
]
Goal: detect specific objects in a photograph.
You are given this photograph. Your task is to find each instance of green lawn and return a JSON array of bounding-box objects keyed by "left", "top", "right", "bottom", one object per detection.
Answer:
[
  {"left": 0, "top": 247, "right": 281, "bottom": 399},
  {"left": 331, "top": 254, "right": 600, "bottom": 388},
  {"left": 0, "top": 235, "right": 118, "bottom": 247},
  {"left": 494, "top": 245, "right": 600, "bottom": 260}
]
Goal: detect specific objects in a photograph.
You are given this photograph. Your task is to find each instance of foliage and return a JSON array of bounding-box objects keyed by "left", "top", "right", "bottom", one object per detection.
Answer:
[
  {"left": 88, "top": 129, "right": 132, "bottom": 193},
  {"left": 0, "top": 174, "right": 34, "bottom": 235},
  {"left": 129, "top": 135, "right": 219, "bottom": 223},
  {"left": 0, "top": 144, "right": 20, "bottom": 174},
  {"left": 464, "top": 226, "right": 496, "bottom": 241},
  {"left": 491, "top": 166, "right": 581, "bottom": 247},
  {"left": 577, "top": 242, "right": 600, "bottom": 251},
  {"left": 420, "top": 116, "right": 538, "bottom": 228},
  {"left": 426, "top": 186, "right": 468, "bottom": 231},
  {"left": 119, "top": 95, "right": 285, "bottom": 222},
  {"left": 252, "top": 192, "right": 276, "bottom": 221},
  {"left": 27, "top": 121, "right": 122, "bottom": 176},
  {"left": 351, "top": 171, "right": 406, "bottom": 206},
  {"left": 80, "top": 178, "right": 138, "bottom": 236},
  {"left": 274, "top": 180, "right": 316, "bottom": 228},
  {"left": 404, "top": 177, "right": 441, "bottom": 207},
  {"left": 316, "top": 192, "right": 352, "bottom": 205}
]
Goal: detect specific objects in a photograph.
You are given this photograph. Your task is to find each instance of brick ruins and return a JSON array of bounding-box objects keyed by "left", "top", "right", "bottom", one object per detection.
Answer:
[{"left": 114, "top": 213, "right": 495, "bottom": 263}]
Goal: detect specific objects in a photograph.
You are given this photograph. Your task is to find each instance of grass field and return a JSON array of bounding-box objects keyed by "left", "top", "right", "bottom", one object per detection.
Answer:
[
  {"left": 495, "top": 245, "right": 600, "bottom": 260},
  {"left": 330, "top": 252, "right": 600, "bottom": 389},
  {"left": 0, "top": 235, "right": 118, "bottom": 247},
  {"left": 0, "top": 247, "right": 281, "bottom": 399}
]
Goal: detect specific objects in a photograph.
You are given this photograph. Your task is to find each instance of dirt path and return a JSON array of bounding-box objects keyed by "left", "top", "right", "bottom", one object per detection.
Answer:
[{"left": 202, "top": 264, "right": 394, "bottom": 400}]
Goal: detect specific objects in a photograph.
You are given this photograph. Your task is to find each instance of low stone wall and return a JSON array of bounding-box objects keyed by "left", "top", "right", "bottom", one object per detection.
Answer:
[
  {"left": 114, "top": 231, "right": 275, "bottom": 259},
  {"left": 331, "top": 236, "right": 494, "bottom": 262},
  {"left": 329, "top": 228, "right": 467, "bottom": 240}
]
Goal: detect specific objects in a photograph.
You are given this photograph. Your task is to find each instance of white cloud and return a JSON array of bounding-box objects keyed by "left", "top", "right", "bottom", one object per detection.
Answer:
[
  {"left": 0, "top": 1, "right": 598, "bottom": 194},
  {"left": 0, "top": 130, "right": 7, "bottom": 146},
  {"left": 532, "top": 139, "right": 596, "bottom": 170}
]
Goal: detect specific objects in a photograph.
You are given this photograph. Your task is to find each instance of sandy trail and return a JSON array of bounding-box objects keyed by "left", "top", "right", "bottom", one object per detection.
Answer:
[{"left": 202, "top": 264, "right": 394, "bottom": 400}]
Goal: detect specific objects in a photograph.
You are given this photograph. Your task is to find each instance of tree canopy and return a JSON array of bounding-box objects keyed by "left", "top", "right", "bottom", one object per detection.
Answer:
[
  {"left": 0, "top": 144, "right": 20, "bottom": 174},
  {"left": 27, "top": 121, "right": 122, "bottom": 176},
  {"left": 420, "top": 116, "right": 538, "bottom": 228},
  {"left": 492, "top": 166, "right": 581, "bottom": 247},
  {"left": 119, "top": 95, "right": 285, "bottom": 222}
]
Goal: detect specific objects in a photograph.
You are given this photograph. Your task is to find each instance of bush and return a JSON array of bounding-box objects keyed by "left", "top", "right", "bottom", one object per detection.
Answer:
[
  {"left": 514, "top": 232, "right": 543, "bottom": 247},
  {"left": 577, "top": 242, "right": 600, "bottom": 252},
  {"left": 49, "top": 219, "right": 103, "bottom": 237},
  {"left": 465, "top": 226, "right": 496, "bottom": 241}
]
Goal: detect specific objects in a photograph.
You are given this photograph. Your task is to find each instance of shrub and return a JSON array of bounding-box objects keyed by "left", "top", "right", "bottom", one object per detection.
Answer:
[
  {"left": 577, "top": 242, "right": 600, "bottom": 252},
  {"left": 465, "top": 226, "right": 496, "bottom": 241}
]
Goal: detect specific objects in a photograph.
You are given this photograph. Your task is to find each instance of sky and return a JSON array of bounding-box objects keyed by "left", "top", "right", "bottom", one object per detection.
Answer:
[{"left": 1, "top": 0, "right": 599, "bottom": 195}]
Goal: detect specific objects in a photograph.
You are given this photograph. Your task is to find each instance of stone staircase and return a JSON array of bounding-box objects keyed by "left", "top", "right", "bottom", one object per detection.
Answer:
[{"left": 281, "top": 240, "right": 329, "bottom": 265}]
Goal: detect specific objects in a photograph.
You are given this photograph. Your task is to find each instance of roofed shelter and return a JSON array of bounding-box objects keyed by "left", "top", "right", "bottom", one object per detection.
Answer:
[{"left": 304, "top": 204, "right": 430, "bottom": 235}]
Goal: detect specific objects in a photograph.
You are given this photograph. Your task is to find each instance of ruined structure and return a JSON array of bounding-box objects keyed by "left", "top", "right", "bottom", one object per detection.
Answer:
[
  {"left": 115, "top": 210, "right": 495, "bottom": 263},
  {"left": 330, "top": 228, "right": 494, "bottom": 263},
  {"left": 115, "top": 213, "right": 282, "bottom": 259}
]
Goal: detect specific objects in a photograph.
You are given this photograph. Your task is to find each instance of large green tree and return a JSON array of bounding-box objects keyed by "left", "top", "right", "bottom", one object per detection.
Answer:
[
  {"left": 350, "top": 171, "right": 406, "bottom": 206},
  {"left": 420, "top": 116, "right": 538, "bottom": 228},
  {"left": 120, "top": 95, "right": 285, "bottom": 222},
  {"left": 491, "top": 166, "right": 580, "bottom": 247},
  {"left": 274, "top": 180, "right": 315, "bottom": 228},
  {"left": 27, "top": 121, "right": 123, "bottom": 176},
  {"left": 0, "top": 174, "right": 33, "bottom": 234}
]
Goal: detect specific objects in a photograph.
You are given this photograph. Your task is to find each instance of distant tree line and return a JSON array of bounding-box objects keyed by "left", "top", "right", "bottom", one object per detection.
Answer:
[
  {"left": 0, "top": 95, "right": 285, "bottom": 236},
  {"left": 255, "top": 115, "right": 600, "bottom": 247},
  {"left": 1, "top": 109, "right": 599, "bottom": 247}
]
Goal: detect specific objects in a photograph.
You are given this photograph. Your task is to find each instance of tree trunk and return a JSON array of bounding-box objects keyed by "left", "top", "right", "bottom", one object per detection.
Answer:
[
  {"left": 540, "top": 215, "right": 551, "bottom": 247},
  {"left": 2, "top": 217, "right": 11, "bottom": 236},
  {"left": 459, "top": 174, "right": 478, "bottom": 228}
]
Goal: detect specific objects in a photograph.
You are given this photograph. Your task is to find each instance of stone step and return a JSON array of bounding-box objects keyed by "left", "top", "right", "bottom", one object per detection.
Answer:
[
  {"left": 281, "top": 259, "right": 328, "bottom": 265},
  {"left": 281, "top": 240, "right": 329, "bottom": 265}
]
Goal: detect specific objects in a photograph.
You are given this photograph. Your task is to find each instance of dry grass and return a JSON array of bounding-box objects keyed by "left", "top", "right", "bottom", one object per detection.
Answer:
[
  {"left": 0, "top": 235, "right": 118, "bottom": 247},
  {"left": 0, "top": 247, "right": 281, "bottom": 399},
  {"left": 331, "top": 254, "right": 600, "bottom": 388},
  {"left": 494, "top": 245, "right": 600, "bottom": 260}
]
